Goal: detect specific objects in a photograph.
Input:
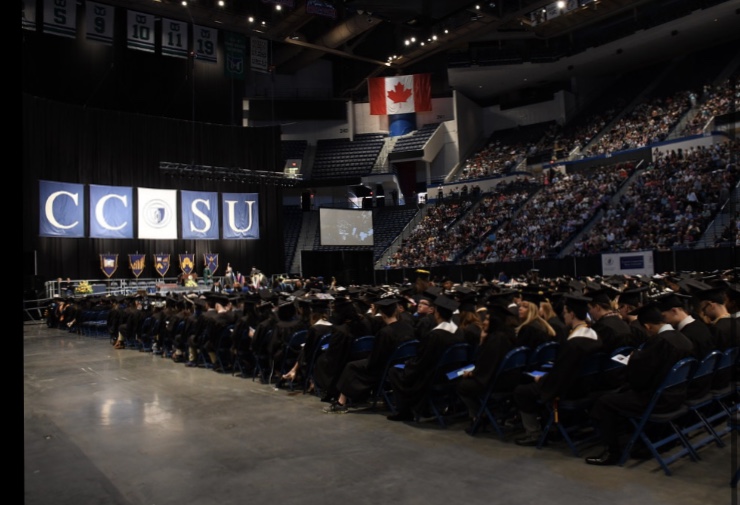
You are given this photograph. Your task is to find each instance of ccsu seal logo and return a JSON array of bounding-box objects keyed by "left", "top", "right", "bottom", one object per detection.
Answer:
[{"left": 143, "top": 199, "right": 172, "bottom": 229}]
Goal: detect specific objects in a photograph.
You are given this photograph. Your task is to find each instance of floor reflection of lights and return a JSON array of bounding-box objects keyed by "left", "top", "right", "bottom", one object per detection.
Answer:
[{"left": 97, "top": 393, "right": 178, "bottom": 428}]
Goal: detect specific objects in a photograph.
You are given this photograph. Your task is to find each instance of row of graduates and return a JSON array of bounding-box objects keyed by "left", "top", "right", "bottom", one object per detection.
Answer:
[{"left": 98, "top": 272, "right": 739, "bottom": 466}]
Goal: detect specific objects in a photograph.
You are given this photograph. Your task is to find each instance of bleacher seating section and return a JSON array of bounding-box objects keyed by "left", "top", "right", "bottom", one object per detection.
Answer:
[
  {"left": 392, "top": 123, "right": 440, "bottom": 153},
  {"left": 310, "top": 133, "right": 386, "bottom": 180}
]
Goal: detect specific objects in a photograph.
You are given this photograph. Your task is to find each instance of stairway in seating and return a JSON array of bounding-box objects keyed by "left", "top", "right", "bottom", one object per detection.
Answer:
[{"left": 290, "top": 210, "right": 319, "bottom": 275}]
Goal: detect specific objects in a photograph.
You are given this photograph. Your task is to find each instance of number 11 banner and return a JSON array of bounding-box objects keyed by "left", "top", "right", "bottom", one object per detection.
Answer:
[{"left": 162, "top": 18, "right": 188, "bottom": 59}]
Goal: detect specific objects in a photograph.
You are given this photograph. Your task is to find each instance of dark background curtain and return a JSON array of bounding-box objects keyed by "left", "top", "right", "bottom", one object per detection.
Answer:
[{"left": 23, "top": 94, "right": 285, "bottom": 290}]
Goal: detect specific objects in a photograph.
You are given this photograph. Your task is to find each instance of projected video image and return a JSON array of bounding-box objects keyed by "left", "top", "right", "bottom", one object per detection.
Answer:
[{"left": 319, "top": 208, "right": 374, "bottom": 246}]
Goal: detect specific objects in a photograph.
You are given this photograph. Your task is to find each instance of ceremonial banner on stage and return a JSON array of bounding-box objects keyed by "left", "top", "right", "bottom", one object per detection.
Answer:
[
  {"left": 39, "top": 180, "right": 85, "bottom": 238},
  {"left": 368, "top": 74, "right": 432, "bottom": 115},
  {"left": 179, "top": 254, "right": 196, "bottom": 275},
  {"left": 100, "top": 254, "right": 118, "bottom": 278},
  {"left": 43, "top": 0, "right": 76, "bottom": 38},
  {"left": 204, "top": 253, "right": 219, "bottom": 274},
  {"left": 86, "top": 2, "right": 114, "bottom": 45},
  {"left": 22, "top": 0, "right": 36, "bottom": 31},
  {"left": 222, "top": 193, "right": 260, "bottom": 239},
  {"left": 194, "top": 25, "right": 217, "bottom": 63},
  {"left": 154, "top": 254, "right": 171, "bottom": 277},
  {"left": 181, "top": 190, "right": 219, "bottom": 240},
  {"left": 138, "top": 187, "right": 177, "bottom": 239},
  {"left": 128, "top": 254, "right": 146, "bottom": 278},
  {"left": 90, "top": 184, "right": 133, "bottom": 239},
  {"left": 127, "top": 10, "right": 155, "bottom": 53},
  {"left": 162, "top": 18, "right": 188, "bottom": 59}
]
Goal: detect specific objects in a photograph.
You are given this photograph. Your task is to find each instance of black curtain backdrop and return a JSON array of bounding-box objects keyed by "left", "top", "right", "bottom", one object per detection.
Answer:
[{"left": 23, "top": 94, "right": 285, "bottom": 286}]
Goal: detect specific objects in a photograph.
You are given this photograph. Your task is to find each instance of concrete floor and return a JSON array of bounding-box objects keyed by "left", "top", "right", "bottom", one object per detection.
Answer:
[{"left": 24, "top": 322, "right": 735, "bottom": 505}]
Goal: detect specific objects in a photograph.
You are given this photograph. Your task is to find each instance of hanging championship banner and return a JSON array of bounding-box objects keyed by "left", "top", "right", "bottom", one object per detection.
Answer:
[
  {"left": 179, "top": 254, "right": 196, "bottom": 275},
  {"left": 154, "top": 254, "right": 171, "bottom": 277},
  {"left": 129, "top": 254, "right": 146, "bottom": 278},
  {"left": 22, "top": 0, "right": 37, "bottom": 31},
  {"left": 86, "top": 2, "right": 114, "bottom": 45},
  {"left": 100, "top": 254, "right": 118, "bottom": 278},
  {"left": 127, "top": 10, "right": 155, "bottom": 53},
  {"left": 250, "top": 37, "right": 269, "bottom": 73},
  {"left": 162, "top": 18, "right": 189, "bottom": 59},
  {"left": 193, "top": 25, "right": 217, "bottom": 63},
  {"left": 224, "top": 32, "right": 246, "bottom": 80},
  {"left": 204, "top": 253, "right": 219, "bottom": 274},
  {"left": 43, "top": 0, "right": 76, "bottom": 38}
]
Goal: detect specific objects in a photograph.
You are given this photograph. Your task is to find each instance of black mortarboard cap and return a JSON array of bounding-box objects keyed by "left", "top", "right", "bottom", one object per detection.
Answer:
[
  {"left": 433, "top": 295, "right": 459, "bottom": 313},
  {"left": 677, "top": 276, "right": 713, "bottom": 294},
  {"left": 422, "top": 286, "right": 443, "bottom": 301},
  {"left": 618, "top": 286, "right": 648, "bottom": 308},
  {"left": 694, "top": 287, "right": 727, "bottom": 304},
  {"left": 588, "top": 288, "right": 619, "bottom": 306},
  {"left": 725, "top": 282, "right": 740, "bottom": 301},
  {"left": 654, "top": 292, "right": 691, "bottom": 311},
  {"left": 562, "top": 294, "right": 592, "bottom": 312}
]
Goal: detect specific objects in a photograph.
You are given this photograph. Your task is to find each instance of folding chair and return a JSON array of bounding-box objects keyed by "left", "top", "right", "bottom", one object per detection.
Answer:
[
  {"left": 274, "top": 329, "right": 308, "bottom": 390},
  {"left": 617, "top": 357, "right": 698, "bottom": 476},
  {"left": 304, "top": 333, "right": 333, "bottom": 396},
  {"left": 681, "top": 350, "right": 725, "bottom": 452},
  {"left": 252, "top": 329, "right": 273, "bottom": 383},
  {"left": 536, "top": 351, "right": 606, "bottom": 455},
  {"left": 372, "top": 339, "right": 420, "bottom": 413},
  {"left": 213, "top": 324, "right": 236, "bottom": 373},
  {"left": 528, "top": 341, "right": 560, "bottom": 370},
  {"left": 416, "top": 342, "right": 473, "bottom": 428},
  {"left": 466, "top": 346, "right": 531, "bottom": 438},
  {"left": 701, "top": 347, "right": 739, "bottom": 439}
]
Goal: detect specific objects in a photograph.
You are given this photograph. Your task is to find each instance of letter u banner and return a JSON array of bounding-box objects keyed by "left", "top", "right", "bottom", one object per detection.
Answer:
[{"left": 222, "top": 193, "right": 260, "bottom": 239}]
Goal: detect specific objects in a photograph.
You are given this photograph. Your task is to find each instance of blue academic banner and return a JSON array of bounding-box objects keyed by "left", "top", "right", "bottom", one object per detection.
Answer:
[
  {"left": 222, "top": 193, "right": 260, "bottom": 240},
  {"left": 89, "top": 185, "right": 134, "bottom": 239},
  {"left": 39, "top": 180, "right": 85, "bottom": 238},
  {"left": 181, "top": 190, "right": 219, "bottom": 240}
]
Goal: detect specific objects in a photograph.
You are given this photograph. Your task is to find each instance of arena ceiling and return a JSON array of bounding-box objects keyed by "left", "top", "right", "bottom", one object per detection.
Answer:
[{"left": 106, "top": 0, "right": 739, "bottom": 104}]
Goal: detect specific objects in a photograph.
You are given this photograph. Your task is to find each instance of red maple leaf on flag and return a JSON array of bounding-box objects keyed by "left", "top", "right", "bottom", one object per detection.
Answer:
[{"left": 387, "top": 81, "right": 412, "bottom": 103}]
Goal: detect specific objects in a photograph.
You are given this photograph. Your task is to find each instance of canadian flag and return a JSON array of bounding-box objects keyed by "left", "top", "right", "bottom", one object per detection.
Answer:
[{"left": 368, "top": 73, "right": 432, "bottom": 115}]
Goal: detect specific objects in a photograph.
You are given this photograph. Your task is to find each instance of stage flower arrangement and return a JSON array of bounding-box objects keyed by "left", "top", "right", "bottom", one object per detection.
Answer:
[{"left": 75, "top": 281, "right": 93, "bottom": 294}]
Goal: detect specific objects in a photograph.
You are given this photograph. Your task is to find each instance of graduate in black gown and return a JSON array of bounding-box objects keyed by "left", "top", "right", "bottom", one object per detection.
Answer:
[
  {"left": 514, "top": 294, "right": 603, "bottom": 446},
  {"left": 587, "top": 288, "right": 633, "bottom": 354},
  {"left": 456, "top": 292, "right": 518, "bottom": 430},
  {"left": 386, "top": 295, "right": 465, "bottom": 422},
  {"left": 655, "top": 292, "right": 715, "bottom": 360},
  {"left": 585, "top": 303, "right": 694, "bottom": 466},
  {"left": 313, "top": 297, "right": 372, "bottom": 402},
  {"left": 324, "top": 297, "right": 415, "bottom": 413}
]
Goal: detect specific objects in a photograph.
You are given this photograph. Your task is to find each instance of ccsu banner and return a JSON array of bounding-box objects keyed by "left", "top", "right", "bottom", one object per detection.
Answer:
[
  {"left": 180, "top": 254, "right": 195, "bottom": 275},
  {"left": 222, "top": 193, "right": 260, "bottom": 239},
  {"left": 129, "top": 254, "right": 146, "bottom": 278},
  {"left": 181, "top": 190, "right": 219, "bottom": 240},
  {"left": 90, "top": 184, "right": 133, "bottom": 239},
  {"left": 39, "top": 180, "right": 85, "bottom": 238},
  {"left": 100, "top": 254, "right": 118, "bottom": 278},
  {"left": 154, "top": 254, "right": 170, "bottom": 277},
  {"left": 138, "top": 187, "right": 178, "bottom": 239},
  {"left": 204, "top": 253, "right": 219, "bottom": 274}
]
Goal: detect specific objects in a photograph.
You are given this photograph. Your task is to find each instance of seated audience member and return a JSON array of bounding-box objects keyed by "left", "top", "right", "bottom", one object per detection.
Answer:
[
  {"left": 386, "top": 295, "right": 465, "bottom": 422},
  {"left": 324, "top": 297, "right": 415, "bottom": 413},
  {"left": 587, "top": 288, "right": 632, "bottom": 353},
  {"left": 514, "top": 294, "right": 602, "bottom": 446},
  {"left": 456, "top": 292, "right": 518, "bottom": 431},
  {"left": 586, "top": 303, "right": 693, "bottom": 466},
  {"left": 655, "top": 292, "right": 715, "bottom": 359},
  {"left": 312, "top": 297, "right": 372, "bottom": 403}
]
